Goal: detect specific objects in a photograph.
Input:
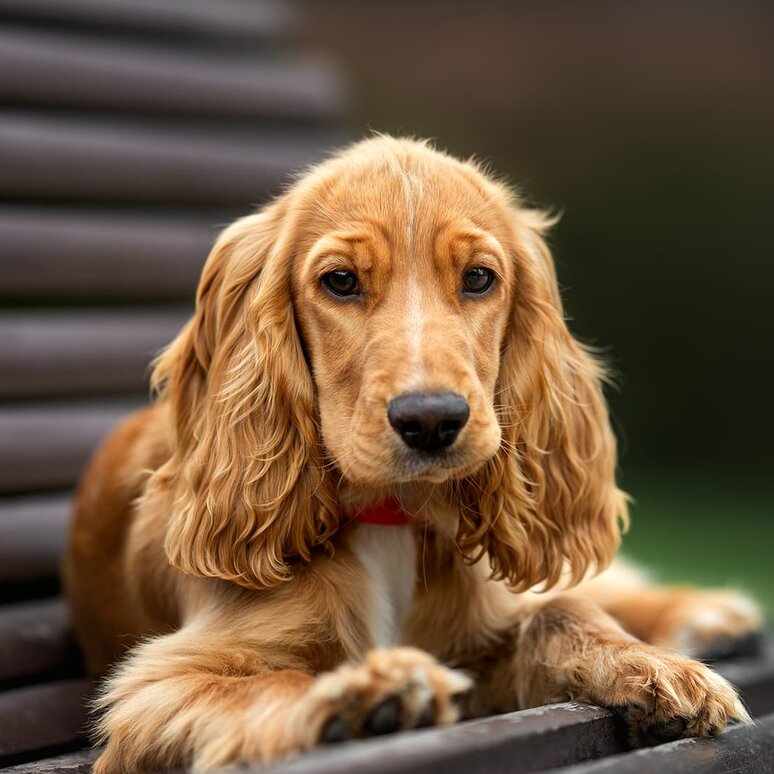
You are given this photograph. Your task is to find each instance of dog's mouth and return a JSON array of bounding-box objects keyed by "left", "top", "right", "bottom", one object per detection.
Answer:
[
  {"left": 364, "top": 443, "right": 494, "bottom": 487},
  {"left": 336, "top": 443, "right": 487, "bottom": 488},
  {"left": 398, "top": 448, "right": 473, "bottom": 479}
]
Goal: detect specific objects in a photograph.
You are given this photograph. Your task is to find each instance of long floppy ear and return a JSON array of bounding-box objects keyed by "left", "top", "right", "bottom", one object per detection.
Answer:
[
  {"left": 151, "top": 201, "right": 339, "bottom": 589},
  {"left": 456, "top": 208, "right": 628, "bottom": 592}
]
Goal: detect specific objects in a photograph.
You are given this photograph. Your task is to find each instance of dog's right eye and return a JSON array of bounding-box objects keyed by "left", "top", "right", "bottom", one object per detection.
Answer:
[{"left": 322, "top": 270, "right": 360, "bottom": 297}]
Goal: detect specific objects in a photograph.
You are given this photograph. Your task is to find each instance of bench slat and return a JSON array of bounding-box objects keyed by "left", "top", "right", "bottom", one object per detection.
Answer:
[
  {"left": 5, "top": 713, "right": 774, "bottom": 774},
  {"left": 0, "top": 678, "right": 93, "bottom": 763},
  {"left": 0, "top": 0, "right": 289, "bottom": 43},
  {"left": 262, "top": 702, "right": 625, "bottom": 774},
  {"left": 0, "top": 599, "right": 79, "bottom": 685},
  {"left": 0, "top": 494, "right": 70, "bottom": 583},
  {"left": 555, "top": 710, "right": 774, "bottom": 773},
  {"left": 0, "top": 311, "right": 187, "bottom": 398},
  {"left": 0, "top": 114, "right": 339, "bottom": 204},
  {"left": 0, "top": 28, "right": 344, "bottom": 122},
  {"left": 0, "top": 207, "right": 215, "bottom": 300},
  {"left": 1, "top": 748, "right": 99, "bottom": 774},
  {"left": 0, "top": 401, "right": 141, "bottom": 494}
]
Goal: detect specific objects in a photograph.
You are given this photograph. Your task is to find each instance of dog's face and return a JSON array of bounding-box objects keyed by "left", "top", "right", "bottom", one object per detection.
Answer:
[
  {"left": 292, "top": 150, "right": 513, "bottom": 488},
  {"left": 157, "top": 136, "right": 625, "bottom": 591}
]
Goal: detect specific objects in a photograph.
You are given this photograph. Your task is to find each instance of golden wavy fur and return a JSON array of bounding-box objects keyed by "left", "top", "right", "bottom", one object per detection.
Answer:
[{"left": 65, "top": 137, "right": 759, "bottom": 773}]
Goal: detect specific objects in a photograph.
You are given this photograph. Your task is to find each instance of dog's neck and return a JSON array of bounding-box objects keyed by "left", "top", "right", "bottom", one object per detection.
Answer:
[
  {"left": 349, "top": 520, "right": 417, "bottom": 647},
  {"left": 341, "top": 484, "right": 458, "bottom": 647},
  {"left": 338, "top": 481, "right": 440, "bottom": 522}
]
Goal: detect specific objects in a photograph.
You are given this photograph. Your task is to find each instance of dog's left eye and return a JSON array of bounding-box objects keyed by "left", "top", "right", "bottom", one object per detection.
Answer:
[
  {"left": 322, "top": 270, "right": 359, "bottom": 297},
  {"left": 462, "top": 267, "right": 495, "bottom": 295}
]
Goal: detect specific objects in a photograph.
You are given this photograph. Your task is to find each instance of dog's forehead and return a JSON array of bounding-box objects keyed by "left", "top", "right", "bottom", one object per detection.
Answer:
[{"left": 311, "top": 148, "right": 499, "bottom": 237}]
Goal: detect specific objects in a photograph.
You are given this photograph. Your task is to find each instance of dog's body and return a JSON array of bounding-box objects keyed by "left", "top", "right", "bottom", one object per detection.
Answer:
[{"left": 65, "top": 137, "right": 760, "bottom": 773}]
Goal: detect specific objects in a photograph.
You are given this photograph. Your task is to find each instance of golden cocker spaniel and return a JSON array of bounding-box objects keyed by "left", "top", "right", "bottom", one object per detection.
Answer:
[{"left": 65, "top": 136, "right": 761, "bottom": 773}]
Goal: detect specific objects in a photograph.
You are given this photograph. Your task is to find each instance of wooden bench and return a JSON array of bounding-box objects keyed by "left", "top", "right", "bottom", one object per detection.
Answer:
[
  {"left": 0, "top": 1, "right": 771, "bottom": 772},
  {"left": 0, "top": 597, "right": 772, "bottom": 772}
]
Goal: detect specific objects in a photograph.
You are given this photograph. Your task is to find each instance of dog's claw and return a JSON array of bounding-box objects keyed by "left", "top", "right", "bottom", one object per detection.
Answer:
[
  {"left": 644, "top": 716, "right": 688, "bottom": 743},
  {"left": 365, "top": 696, "right": 402, "bottom": 735},
  {"left": 321, "top": 715, "right": 351, "bottom": 744}
]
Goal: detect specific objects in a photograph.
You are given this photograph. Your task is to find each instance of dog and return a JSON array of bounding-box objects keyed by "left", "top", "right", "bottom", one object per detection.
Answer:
[{"left": 65, "top": 136, "right": 761, "bottom": 773}]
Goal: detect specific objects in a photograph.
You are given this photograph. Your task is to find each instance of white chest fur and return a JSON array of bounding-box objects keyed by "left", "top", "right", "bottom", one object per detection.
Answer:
[{"left": 351, "top": 524, "right": 417, "bottom": 647}]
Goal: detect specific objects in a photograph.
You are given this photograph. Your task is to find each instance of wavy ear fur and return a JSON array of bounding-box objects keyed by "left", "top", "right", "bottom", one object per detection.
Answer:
[
  {"left": 152, "top": 201, "right": 338, "bottom": 590},
  {"left": 455, "top": 208, "right": 628, "bottom": 592}
]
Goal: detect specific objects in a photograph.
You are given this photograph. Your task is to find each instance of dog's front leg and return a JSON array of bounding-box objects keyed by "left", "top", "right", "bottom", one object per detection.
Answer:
[
  {"left": 93, "top": 624, "right": 469, "bottom": 774},
  {"left": 92, "top": 623, "right": 314, "bottom": 774},
  {"left": 468, "top": 593, "right": 749, "bottom": 745}
]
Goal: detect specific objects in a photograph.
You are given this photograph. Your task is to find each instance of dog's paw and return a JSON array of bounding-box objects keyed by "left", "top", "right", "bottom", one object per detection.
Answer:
[
  {"left": 653, "top": 591, "right": 762, "bottom": 659},
  {"left": 290, "top": 647, "right": 471, "bottom": 748},
  {"left": 578, "top": 643, "right": 750, "bottom": 746}
]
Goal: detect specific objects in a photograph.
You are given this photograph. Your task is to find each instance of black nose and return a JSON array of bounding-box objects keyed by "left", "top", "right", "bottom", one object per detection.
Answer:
[{"left": 387, "top": 392, "right": 470, "bottom": 453}]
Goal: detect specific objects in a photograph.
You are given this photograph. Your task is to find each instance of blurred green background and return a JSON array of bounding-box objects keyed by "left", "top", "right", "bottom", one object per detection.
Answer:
[{"left": 301, "top": 0, "right": 774, "bottom": 611}]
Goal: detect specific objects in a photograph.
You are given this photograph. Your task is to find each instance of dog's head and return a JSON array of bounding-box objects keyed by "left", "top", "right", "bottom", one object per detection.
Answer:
[{"left": 154, "top": 136, "right": 627, "bottom": 591}]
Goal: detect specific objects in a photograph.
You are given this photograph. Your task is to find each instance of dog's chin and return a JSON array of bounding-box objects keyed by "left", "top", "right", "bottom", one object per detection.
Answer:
[{"left": 339, "top": 446, "right": 495, "bottom": 490}]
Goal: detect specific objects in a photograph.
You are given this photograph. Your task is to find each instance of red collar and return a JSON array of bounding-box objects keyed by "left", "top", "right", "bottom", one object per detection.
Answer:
[{"left": 347, "top": 498, "right": 418, "bottom": 526}]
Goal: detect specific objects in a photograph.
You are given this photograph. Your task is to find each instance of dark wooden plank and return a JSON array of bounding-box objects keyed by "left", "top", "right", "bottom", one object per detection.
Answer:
[
  {"left": 0, "top": 0, "right": 290, "bottom": 43},
  {"left": 0, "top": 400, "right": 142, "bottom": 494},
  {"left": 4, "top": 712, "right": 774, "bottom": 774},
  {"left": 0, "top": 678, "right": 93, "bottom": 764},
  {"left": 2, "top": 748, "right": 99, "bottom": 774},
  {"left": 555, "top": 711, "right": 774, "bottom": 773},
  {"left": 0, "top": 114, "right": 340, "bottom": 204},
  {"left": 0, "top": 207, "right": 215, "bottom": 300},
  {"left": 0, "top": 311, "right": 188, "bottom": 398},
  {"left": 0, "top": 599, "right": 80, "bottom": 685},
  {"left": 262, "top": 703, "right": 625, "bottom": 774},
  {"left": 0, "top": 494, "right": 70, "bottom": 583},
  {"left": 0, "top": 28, "right": 344, "bottom": 122}
]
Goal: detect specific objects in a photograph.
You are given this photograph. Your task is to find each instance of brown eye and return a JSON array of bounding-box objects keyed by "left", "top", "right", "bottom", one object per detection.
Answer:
[
  {"left": 322, "top": 270, "right": 359, "bottom": 297},
  {"left": 462, "top": 267, "right": 494, "bottom": 295}
]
